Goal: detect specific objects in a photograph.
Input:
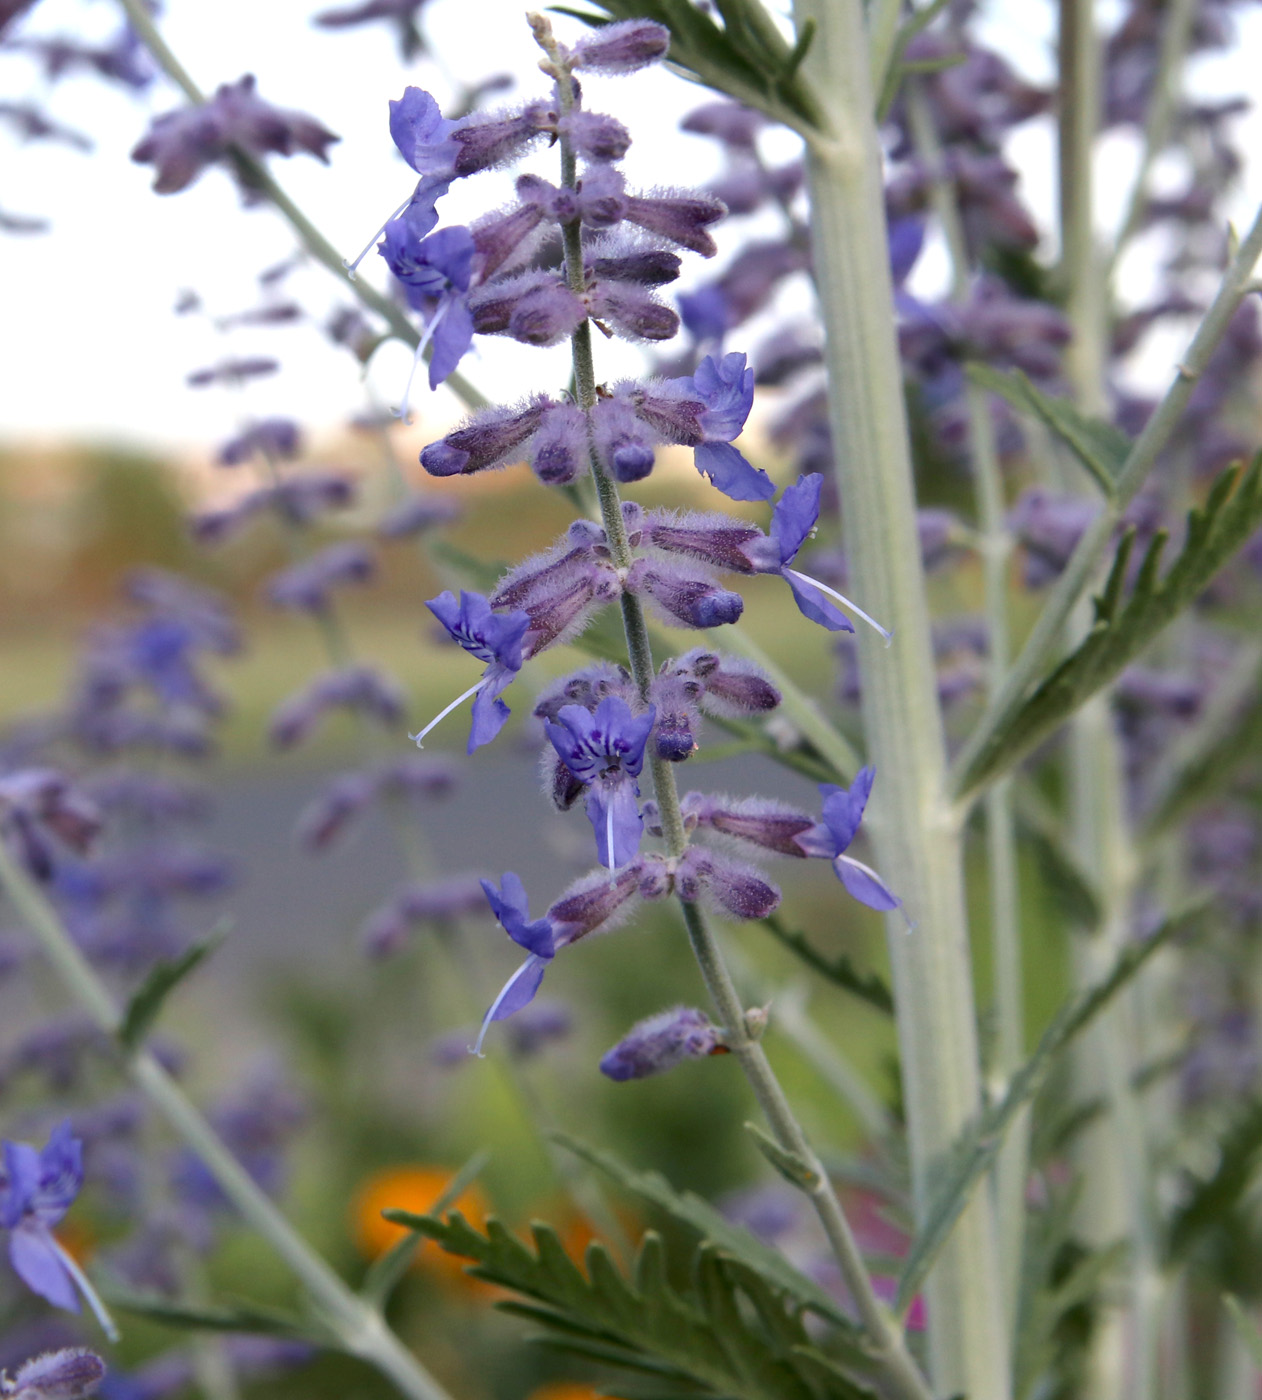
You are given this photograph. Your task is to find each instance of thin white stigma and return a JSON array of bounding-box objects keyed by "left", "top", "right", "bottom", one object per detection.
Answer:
[
  {"left": 52, "top": 1237, "right": 119, "bottom": 1343},
  {"left": 409, "top": 678, "right": 486, "bottom": 748},
  {"left": 393, "top": 299, "right": 450, "bottom": 426},
  {"left": 785, "top": 568, "right": 894, "bottom": 646},
  {"left": 470, "top": 956, "right": 540, "bottom": 1057},
  {"left": 343, "top": 196, "right": 412, "bottom": 280}
]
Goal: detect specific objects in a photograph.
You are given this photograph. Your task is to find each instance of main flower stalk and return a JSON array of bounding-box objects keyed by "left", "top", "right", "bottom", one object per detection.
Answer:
[{"left": 532, "top": 18, "right": 932, "bottom": 1399}]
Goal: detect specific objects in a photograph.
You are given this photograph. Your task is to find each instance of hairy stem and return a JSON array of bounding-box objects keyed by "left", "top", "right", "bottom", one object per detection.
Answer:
[
  {"left": 0, "top": 839, "right": 452, "bottom": 1400},
  {"left": 114, "top": 0, "right": 487, "bottom": 412},
  {"left": 790, "top": 3, "right": 1010, "bottom": 1395}
]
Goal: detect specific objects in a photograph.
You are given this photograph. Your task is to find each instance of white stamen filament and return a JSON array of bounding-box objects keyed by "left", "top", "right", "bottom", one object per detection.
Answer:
[
  {"left": 784, "top": 568, "right": 894, "bottom": 646},
  {"left": 470, "top": 955, "right": 541, "bottom": 1057},
  {"left": 52, "top": 1236, "right": 119, "bottom": 1342},
  {"left": 605, "top": 801, "right": 617, "bottom": 884},
  {"left": 393, "top": 298, "right": 450, "bottom": 425},
  {"left": 409, "top": 678, "right": 486, "bottom": 748},
  {"left": 342, "top": 196, "right": 412, "bottom": 279}
]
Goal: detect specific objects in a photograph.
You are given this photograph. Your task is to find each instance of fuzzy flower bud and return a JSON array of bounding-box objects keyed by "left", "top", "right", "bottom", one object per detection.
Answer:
[
  {"left": 5, "top": 1348, "right": 106, "bottom": 1400},
  {"left": 676, "top": 847, "right": 780, "bottom": 919},
  {"left": 600, "top": 1006, "right": 721, "bottom": 1081},
  {"left": 421, "top": 397, "right": 550, "bottom": 476},
  {"left": 680, "top": 791, "right": 817, "bottom": 856},
  {"left": 626, "top": 558, "right": 744, "bottom": 629},
  {"left": 556, "top": 109, "right": 631, "bottom": 162},
  {"left": 266, "top": 542, "right": 374, "bottom": 613},
  {"left": 571, "top": 19, "right": 670, "bottom": 74}
]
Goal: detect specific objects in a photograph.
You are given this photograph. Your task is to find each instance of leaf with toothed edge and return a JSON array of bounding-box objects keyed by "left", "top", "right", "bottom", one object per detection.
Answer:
[
  {"left": 956, "top": 454, "right": 1262, "bottom": 802},
  {"left": 405, "top": 1207, "right": 879, "bottom": 1397},
  {"left": 551, "top": 1133, "right": 869, "bottom": 1353}
]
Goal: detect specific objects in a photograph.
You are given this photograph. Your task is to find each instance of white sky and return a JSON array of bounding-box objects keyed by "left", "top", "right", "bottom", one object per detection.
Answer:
[{"left": 2, "top": 0, "right": 1261, "bottom": 451}]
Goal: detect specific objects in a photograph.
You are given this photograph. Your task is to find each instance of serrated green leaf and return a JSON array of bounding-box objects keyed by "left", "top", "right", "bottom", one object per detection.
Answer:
[
  {"left": 757, "top": 915, "right": 894, "bottom": 1014},
  {"left": 364, "top": 1149, "right": 489, "bottom": 1305},
  {"left": 118, "top": 931, "right": 224, "bottom": 1052},
  {"left": 967, "top": 364, "right": 1130, "bottom": 498},
  {"left": 407, "top": 1213, "right": 873, "bottom": 1400},
  {"left": 552, "top": 1133, "right": 865, "bottom": 1344},
  {"left": 105, "top": 1290, "right": 317, "bottom": 1340},
  {"left": 1166, "top": 1100, "right": 1262, "bottom": 1263},
  {"left": 744, "top": 1121, "right": 821, "bottom": 1190},
  {"left": 896, "top": 907, "right": 1196, "bottom": 1312},
  {"left": 1224, "top": 1295, "right": 1262, "bottom": 1370},
  {"left": 956, "top": 455, "right": 1262, "bottom": 800}
]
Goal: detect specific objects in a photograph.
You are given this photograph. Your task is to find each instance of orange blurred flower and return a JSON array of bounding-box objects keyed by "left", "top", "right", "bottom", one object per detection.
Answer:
[
  {"left": 350, "top": 1164, "right": 489, "bottom": 1290},
  {"left": 525, "top": 1384, "right": 605, "bottom": 1400}
]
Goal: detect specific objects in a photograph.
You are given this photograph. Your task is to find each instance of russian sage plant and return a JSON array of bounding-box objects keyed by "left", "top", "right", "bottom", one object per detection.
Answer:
[{"left": 4, "top": 0, "right": 1262, "bottom": 1398}]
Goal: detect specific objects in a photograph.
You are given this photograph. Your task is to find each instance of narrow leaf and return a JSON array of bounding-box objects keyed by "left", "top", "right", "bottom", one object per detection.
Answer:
[
  {"left": 757, "top": 914, "right": 894, "bottom": 1014},
  {"left": 956, "top": 455, "right": 1262, "bottom": 800},
  {"left": 896, "top": 907, "right": 1197, "bottom": 1311},
  {"left": 967, "top": 364, "right": 1130, "bottom": 497},
  {"left": 118, "top": 932, "right": 224, "bottom": 1052},
  {"left": 875, "top": 0, "right": 954, "bottom": 120},
  {"left": 1013, "top": 799, "right": 1101, "bottom": 931},
  {"left": 105, "top": 1290, "right": 316, "bottom": 1339},
  {"left": 744, "top": 1122, "right": 821, "bottom": 1190}
]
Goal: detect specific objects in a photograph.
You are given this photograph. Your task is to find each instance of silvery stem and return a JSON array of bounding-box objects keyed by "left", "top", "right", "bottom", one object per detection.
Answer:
[{"left": 791, "top": 3, "right": 1010, "bottom": 1394}]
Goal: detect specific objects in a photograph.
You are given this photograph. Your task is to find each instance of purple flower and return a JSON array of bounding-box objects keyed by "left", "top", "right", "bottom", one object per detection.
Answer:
[
  {"left": 600, "top": 1006, "right": 721, "bottom": 1081},
  {"left": 475, "top": 873, "right": 561, "bottom": 1051},
  {"left": 419, "top": 591, "right": 530, "bottom": 752},
  {"left": 798, "top": 768, "right": 901, "bottom": 912},
  {"left": 476, "top": 864, "right": 645, "bottom": 1053},
  {"left": 216, "top": 419, "right": 303, "bottom": 468},
  {"left": 681, "top": 353, "right": 773, "bottom": 501},
  {"left": 1, "top": 1124, "right": 111, "bottom": 1332},
  {"left": 388, "top": 85, "right": 459, "bottom": 200},
  {"left": 377, "top": 220, "right": 475, "bottom": 391},
  {"left": 544, "top": 697, "right": 656, "bottom": 868},
  {"left": 266, "top": 542, "right": 375, "bottom": 613},
  {"left": 762, "top": 476, "right": 892, "bottom": 639},
  {"left": 131, "top": 75, "right": 338, "bottom": 195}
]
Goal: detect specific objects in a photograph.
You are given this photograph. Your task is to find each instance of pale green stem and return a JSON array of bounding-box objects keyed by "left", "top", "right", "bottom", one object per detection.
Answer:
[
  {"left": 0, "top": 839, "right": 452, "bottom": 1400},
  {"left": 866, "top": 0, "right": 904, "bottom": 107},
  {"left": 906, "top": 83, "right": 1027, "bottom": 1335},
  {"left": 1106, "top": 0, "right": 1199, "bottom": 277},
  {"left": 790, "top": 4, "right": 1008, "bottom": 1394},
  {"left": 113, "top": 0, "right": 488, "bottom": 414},
  {"left": 1058, "top": 7, "right": 1159, "bottom": 1394},
  {"left": 951, "top": 200, "right": 1262, "bottom": 802},
  {"left": 529, "top": 20, "right": 931, "bottom": 1396}
]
